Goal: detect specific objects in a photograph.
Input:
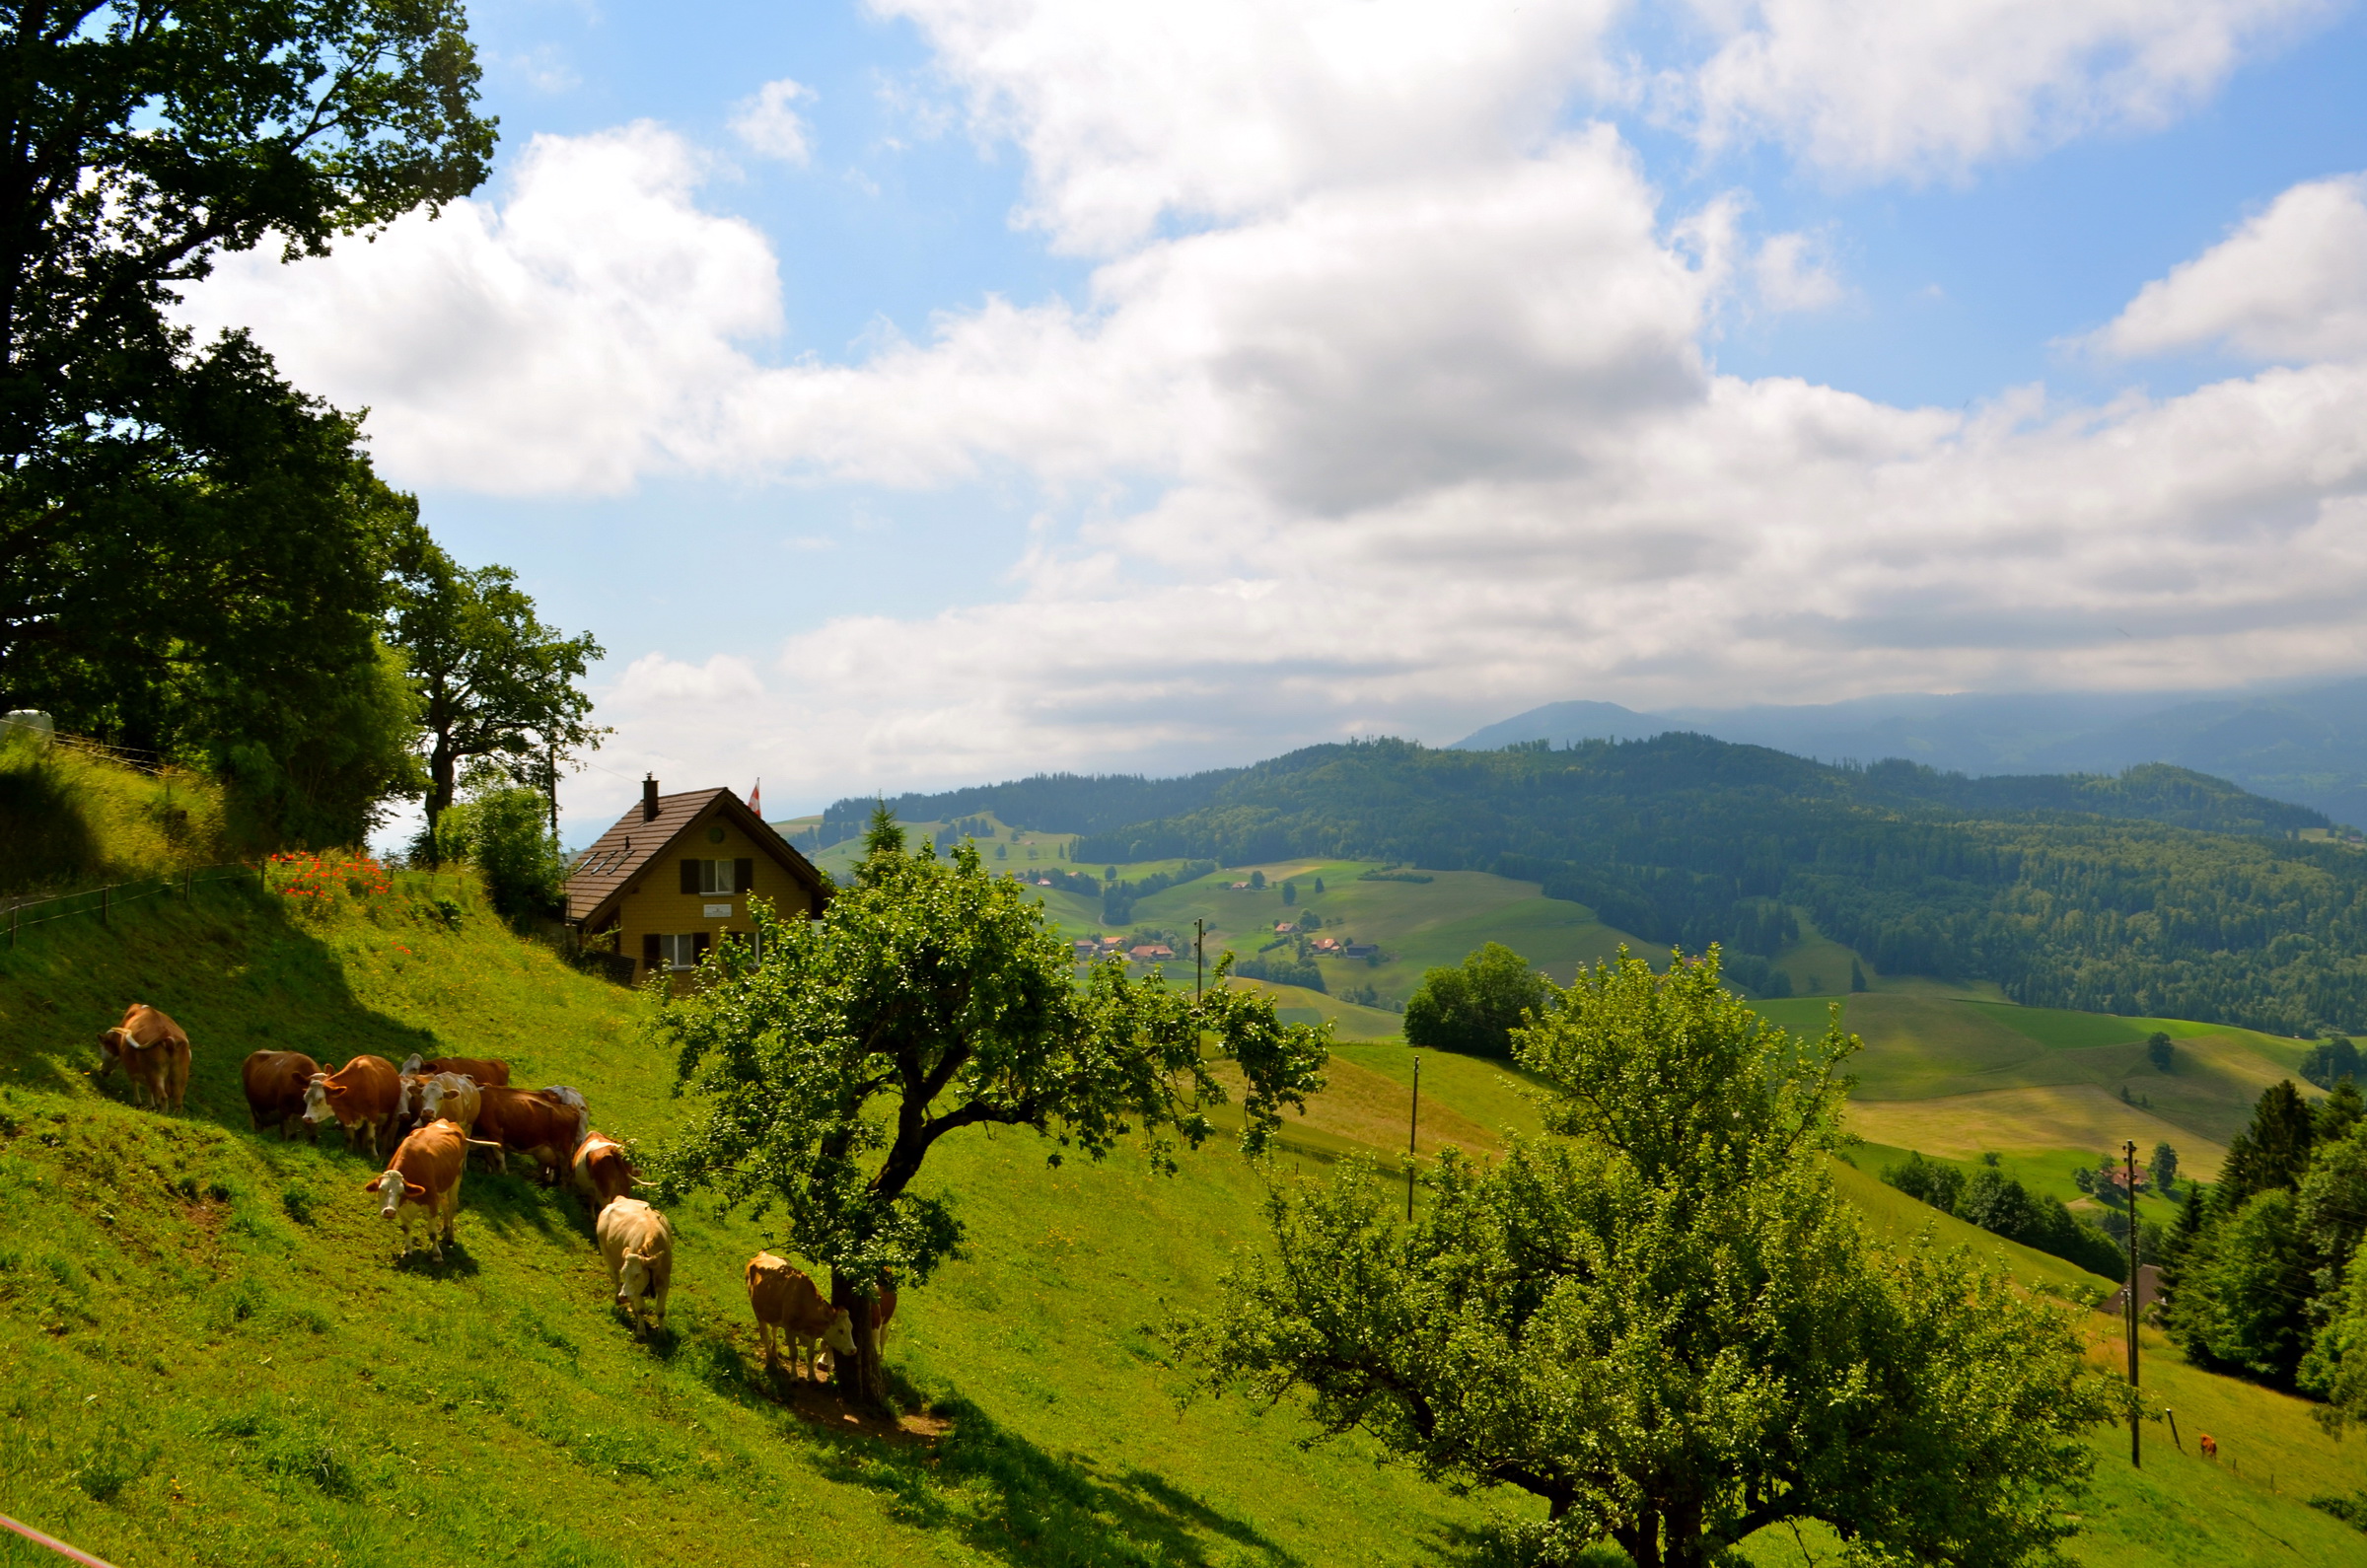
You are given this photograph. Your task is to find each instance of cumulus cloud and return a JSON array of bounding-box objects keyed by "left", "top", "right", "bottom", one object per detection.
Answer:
[
  {"left": 732, "top": 78, "right": 816, "bottom": 164},
  {"left": 1683, "top": 0, "right": 2326, "bottom": 180},
  {"left": 175, "top": 123, "right": 781, "bottom": 495},
  {"left": 1751, "top": 231, "right": 1843, "bottom": 313},
  {"left": 2094, "top": 173, "right": 2367, "bottom": 362}
]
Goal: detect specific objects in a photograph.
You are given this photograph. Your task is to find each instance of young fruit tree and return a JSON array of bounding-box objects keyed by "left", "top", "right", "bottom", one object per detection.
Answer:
[
  {"left": 1179, "top": 949, "right": 2120, "bottom": 1568},
  {"left": 647, "top": 810, "right": 1329, "bottom": 1404}
]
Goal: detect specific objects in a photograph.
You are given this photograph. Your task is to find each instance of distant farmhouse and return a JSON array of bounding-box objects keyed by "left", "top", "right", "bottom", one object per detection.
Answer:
[{"left": 565, "top": 777, "right": 830, "bottom": 985}]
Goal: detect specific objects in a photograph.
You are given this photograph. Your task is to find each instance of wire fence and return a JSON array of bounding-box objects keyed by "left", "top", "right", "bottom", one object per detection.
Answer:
[{"left": 2, "top": 862, "right": 264, "bottom": 947}]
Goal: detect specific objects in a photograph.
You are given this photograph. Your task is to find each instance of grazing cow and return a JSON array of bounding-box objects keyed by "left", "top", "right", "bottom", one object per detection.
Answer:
[
  {"left": 868, "top": 1272, "right": 898, "bottom": 1352},
  {"left": 398, "top": 1052, "right": 510, "bottom": 1088},
  {"left": 474, "top": 1084, "right": 586, "bottom": 1181},
  {"left": 302, "top": 1055, "right": 402, "bottom": 1161},
  {"left": 414, "top": 1072, "right": 481, "bottom": 1134},
  {"left": 597, "top": 1198, "right": 676, "bottom": 1333},
  {"left": 241, "top": 1050, "right": 322, "bottom": 1140},
  {"left": 96, "top": 1003, "right": 191, "bottom": 1112},
  {"left": 2199, "top": 1433, "right": 2218, "bottom": 1461},
  {"left": 362, "top": 1120, "right": 503, "bottom": 1261},
  {"left": 537, "top": 1085, "right": 588, "bottom": 1114},
  {"left": 571, "top": 1130, "right": 640, "bottom": 1214},
  {"left": 747, "top": 1252, "right": 855, "bottom": 1381}
]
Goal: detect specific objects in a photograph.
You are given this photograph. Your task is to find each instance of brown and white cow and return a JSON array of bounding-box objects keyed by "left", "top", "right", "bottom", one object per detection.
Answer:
[
  {"left": 241, "top": 1050, "right": 322, "bottom": 1140},
  {"left": 748, "top": 1252, "right": 856, "bottom": 1380},
  {"left": 362, "top": 1120, "right": 502, "bottom": 1262},
  {"left": 97, "top": 1003, "right": 191, "bottom": 1112},
  {"left": 2199, "top": 1433, "right": 2218, "bottom": 1461},
  {"left": 597, "top": 1198, "right": 676, "bottom": 1333},
  {"left": 570, "top": 1129, "right": 641, "bottom": 1215},
  {"left": 302, "top": 1055, "right": 401, "bottom": 1161},
  {"left": 428, "top": 1055, "right": 509, "bottom": 1087},
  {"left": 474, "top": 1084, "right": 586, "bottom": 1181}
]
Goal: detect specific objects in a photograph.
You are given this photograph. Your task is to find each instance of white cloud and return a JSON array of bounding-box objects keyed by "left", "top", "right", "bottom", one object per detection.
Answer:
[
  {"left": 174, "top": 123, "right": 781, "bottom": 495},
  {"left": 2095, "top": 173, "right": 2367, "bottom": 362},
  {"left": 1682, "top": 0, "right": 2327, "bottom": 180},
  {"left": 732, "top": 78, "right": 816, "bottom": 164},
  {"left": 1751, "top": 230, "right": 1843, "bottom": 313},
  {"left": 875, "top": 0, "right": 1627, "bottom": 253}
]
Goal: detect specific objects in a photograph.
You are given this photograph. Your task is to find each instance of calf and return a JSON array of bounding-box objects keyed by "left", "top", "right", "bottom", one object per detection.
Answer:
[
  {"left": 474, "top": 1085, "right": 585, "bottom": 1181},
  {"left": 571, "top": 1130, "right": 640, "bottom": 1215},
  {"left": 241, "top": 1050, "right": 322, "bottom": 1140},
  {"left": 96, "top": 1003, "right": 191, "bottom": 1112},
  {"left": 2199, "top": 1433, "right": 2218, "bottom": 1461},
  {"left": 302, "top": 1055, "right": 401, "bottom": 1161},
  {"left": 597, "top": 1198, "right": 676, "bottom": 1333},
  {"left": 748, "top": 1252, "right": 856, "bottom": 1381},
  {"left": 362, "top": 1120, "right": 502, "bottom": 1262}
]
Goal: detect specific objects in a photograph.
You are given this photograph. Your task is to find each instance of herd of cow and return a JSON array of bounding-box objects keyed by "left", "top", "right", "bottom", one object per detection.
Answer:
[{"left": 96, "top": 1001, "right": 880, "bottom": 1382}]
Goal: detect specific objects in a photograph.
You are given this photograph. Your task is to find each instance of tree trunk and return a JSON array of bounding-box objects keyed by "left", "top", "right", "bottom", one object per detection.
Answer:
[
  {"left": 422, "top": 736, "right": 456, "bottom": 865},
  {"left": 831, "top": 1272, "right": 888, "bottom": 1409}
]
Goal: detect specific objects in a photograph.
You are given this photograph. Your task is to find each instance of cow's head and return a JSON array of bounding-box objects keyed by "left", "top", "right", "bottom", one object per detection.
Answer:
[
  {"left": 824, "top": 1307, "right": 857, "bottom": 1357},
  {"left": 399, "top": 1053, "right": 423, "bottom": 1075},
  {"left": 417, "top": 1079, "right": 448, "bottom": 1121},
  {"left": 364, "top": 1170, "right": 426, "bottom": 1217},
  {"left": 302, "top": 1073, "right": 334, "bottom": 1122},
  {"left": 616, "top": 1248, "right": 654, "bottom": 1307}
]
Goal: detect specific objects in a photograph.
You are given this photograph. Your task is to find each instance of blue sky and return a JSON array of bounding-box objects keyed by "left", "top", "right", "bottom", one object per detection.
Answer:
[{"left": 177, "top": 0, "right": 2367, "bottom": 837}]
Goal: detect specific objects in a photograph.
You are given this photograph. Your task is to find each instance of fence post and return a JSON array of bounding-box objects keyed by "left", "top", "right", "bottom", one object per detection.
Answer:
[{"left": 101, "top": 885, "right": 108, "bottom": 927}]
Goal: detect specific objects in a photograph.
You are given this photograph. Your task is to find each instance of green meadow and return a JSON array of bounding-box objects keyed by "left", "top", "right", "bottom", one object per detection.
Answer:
[{"left": 0, "top": 776, "right": 2354, "bottom": 1564}]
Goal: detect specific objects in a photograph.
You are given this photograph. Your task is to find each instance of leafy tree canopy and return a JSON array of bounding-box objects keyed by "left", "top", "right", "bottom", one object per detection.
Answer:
[
  {"left": 1182, "top": 950, "right": 2117, "bottom": 1567},
  {"left": 648, "top": 818, "right": 1329, "bottom": 1402},
  {"left": 1400, "top": 941, "right": 1551, "bottom": 1058}
]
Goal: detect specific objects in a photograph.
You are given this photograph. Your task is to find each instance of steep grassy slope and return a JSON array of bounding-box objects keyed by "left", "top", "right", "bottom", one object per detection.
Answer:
[
  {"left": 0, "top": 732, "right": 233, "bottom": 895},
  {"left": 0, "top": 876, "right": 1509, "bottom": 1568}
]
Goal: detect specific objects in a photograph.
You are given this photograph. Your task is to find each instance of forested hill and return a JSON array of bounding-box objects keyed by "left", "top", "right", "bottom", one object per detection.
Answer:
[
  {"left": 823, "top": 766, "right": 1247, "bottom": 841},
  {"left": 989, "top": 733, "right": 2363, "bottom": 1036}
]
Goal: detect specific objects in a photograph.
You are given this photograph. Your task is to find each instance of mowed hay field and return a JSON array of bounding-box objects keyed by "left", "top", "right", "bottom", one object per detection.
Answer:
[
  {"left": 0, "top": 875, "right": 1513, "bottom": 1568},
  {"left": 1750, "top": 993, "right": 2323, "bottom": 1182}
]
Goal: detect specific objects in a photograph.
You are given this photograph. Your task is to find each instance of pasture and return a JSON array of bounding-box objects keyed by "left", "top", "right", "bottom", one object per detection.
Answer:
[{"left": 3, "top": 839, "right": 2359, "bottom": 1562}]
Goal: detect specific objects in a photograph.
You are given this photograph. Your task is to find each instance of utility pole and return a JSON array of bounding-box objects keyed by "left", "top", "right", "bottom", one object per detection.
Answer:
[
  {"left": 2124, "top": 1137, "right": 2141, "bottom": 1467},
  {"left": 1195, "top": 918, "right": 1204, "bottom": 1006},
  {"left": 1407, "top": 1053, "right": 1420, "bottom": 1223}
]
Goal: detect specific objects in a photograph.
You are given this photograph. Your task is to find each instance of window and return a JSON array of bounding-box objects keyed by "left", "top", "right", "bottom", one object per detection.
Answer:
[
  {"left": 681, "top": 858, "right": 754, "bottom": 894},
  {"left": 657, "top": 933, "right": 709, "bottom": 970}
]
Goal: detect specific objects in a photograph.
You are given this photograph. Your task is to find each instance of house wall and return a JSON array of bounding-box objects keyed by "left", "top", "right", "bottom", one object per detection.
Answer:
[{"left": 603, "top": 804, "right": 821, "bottom": 985}]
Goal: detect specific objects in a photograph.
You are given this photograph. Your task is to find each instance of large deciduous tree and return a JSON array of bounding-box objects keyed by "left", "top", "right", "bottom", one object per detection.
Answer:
[
  {"left": 0, "top": 0, "right": 494, "bottom": 838},
  {"left": 648, "top": 810, "right": 1330, "bottom": 1404},
  {"left": 1181, "top": 949, "right": 2118, "bottom": 1568},
  {"left": 388, "top": 527, "right": 604, "bottom": 844},
  {"left": 1400, "top": 940, "right": 1552, "bottom": 1058}
]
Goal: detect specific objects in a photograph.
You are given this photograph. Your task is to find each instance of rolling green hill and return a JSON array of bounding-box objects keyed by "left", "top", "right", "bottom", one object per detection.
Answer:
[{"left": 826, "top": 734, "right": 2367, "bottom": 1036}]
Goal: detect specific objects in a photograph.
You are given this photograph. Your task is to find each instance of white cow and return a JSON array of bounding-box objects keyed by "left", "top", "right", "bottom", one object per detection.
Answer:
[{"left": 596, "top": 1197, "right": 676, "bottom": 1333}]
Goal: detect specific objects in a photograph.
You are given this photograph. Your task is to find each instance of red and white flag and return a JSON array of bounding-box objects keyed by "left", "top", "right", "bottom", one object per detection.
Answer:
[{"left": 749, "top": 778, "right": 761, "bottom": 817}]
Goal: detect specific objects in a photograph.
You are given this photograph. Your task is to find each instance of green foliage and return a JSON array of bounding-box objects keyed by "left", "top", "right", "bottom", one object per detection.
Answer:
[
  {"left": 1281, "top": 879, "right": 1296, "bottom": 905},
  {"left": 1884, "top": 1151, "right": 2125, "bottom": 1281},
  {"left": 0, "top": 0, "right": 493, "bottom": 844},
  {"left": 1231, "top": 953, "right": 1326, "bottom": 991},
  {"left": 433, "top": 782, "right": 563, "bottom": 919},
  {"left": 1249, "top": 870, "right": 1264, "bottom": 890},
  {"left": 2173, "top": 1190, "right": 2317, "bottom": 1387},
  {"left": 2219, "top": 1080, "right": 2318, "bottom": 1209},
  {"left": 647, "top": 820, "right": 1328, "bottom": 1403},
  {"left": 1183, "top": 950, "right": 2118, "bottom": 1567},
  {"left": 2151, "top": 1142, "right": 2181, "bottom": 1194},
  {"left": 388, "top": 526, "right": 605, "bottom": 842},
  {"left": 2147, "top": 1031, "right": 2176, "bottom": 1071},
  {"left": 0, "top": 729, "right": 232, "bottom": 893},
  {"left": 2302, "top": 1034, "right": 2360, "bottom": 1089},
  {"left": 1401, "top": 941, "right": 1551, "bottom": 1058}
]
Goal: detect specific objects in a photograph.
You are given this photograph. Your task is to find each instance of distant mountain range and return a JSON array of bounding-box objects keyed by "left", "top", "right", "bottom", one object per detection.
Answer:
[{"left": 1452, "top": 679, "right": 2367, "bottom": 829}]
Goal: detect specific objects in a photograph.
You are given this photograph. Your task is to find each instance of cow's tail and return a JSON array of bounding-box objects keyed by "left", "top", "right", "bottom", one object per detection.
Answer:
[{"left": 464, "top": 1138, "right": 506, "bottom": 1154}]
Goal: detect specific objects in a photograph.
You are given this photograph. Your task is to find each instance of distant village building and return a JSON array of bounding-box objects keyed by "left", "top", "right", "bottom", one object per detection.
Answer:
[
  {"left": 1341, "top": 943, "right": 1380, "bottom": 959},
  {"left": 1129, "top": 944, "right": 1175, "bottom": 962},
  {"left": 564, "top": 776, "right": 830, "bottom": 987}
]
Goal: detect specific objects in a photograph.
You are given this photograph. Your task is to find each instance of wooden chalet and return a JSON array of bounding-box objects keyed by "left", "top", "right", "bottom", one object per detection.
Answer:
[{"left": 565, "top": 776, "right": 830, "bottom": 984}]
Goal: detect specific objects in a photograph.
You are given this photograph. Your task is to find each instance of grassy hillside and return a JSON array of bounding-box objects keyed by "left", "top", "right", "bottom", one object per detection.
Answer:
[
  {"left": 4, "top": 825, "right": 2360, "bottom": 1563},
  {"left": 0, "top": 731, "right": 233, "bottom": 895}
]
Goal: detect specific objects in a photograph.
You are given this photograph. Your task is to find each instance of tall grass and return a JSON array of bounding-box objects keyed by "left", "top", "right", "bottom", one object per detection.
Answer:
[{"left": 0, "top": 730, "right": 231, "bottom": 895}]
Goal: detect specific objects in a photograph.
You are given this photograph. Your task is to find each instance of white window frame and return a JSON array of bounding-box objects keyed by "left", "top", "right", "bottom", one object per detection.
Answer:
[
  {"left": 696, "top": 859, "right": 737, "bottom": 894},
  {"left": 659, "top": 933, "right": 700, "bottom": 970}
]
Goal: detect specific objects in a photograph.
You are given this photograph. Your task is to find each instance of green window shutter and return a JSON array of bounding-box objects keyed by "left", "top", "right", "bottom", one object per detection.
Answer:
[
  {"left": 736, "top": 857, "right": 754, "bottom": 892},
  {"left": 642, "top": 933, "right": 661, "bottom": 970},
  {"left": 681, "top": 859, "right": 698, "bottom": 894}
]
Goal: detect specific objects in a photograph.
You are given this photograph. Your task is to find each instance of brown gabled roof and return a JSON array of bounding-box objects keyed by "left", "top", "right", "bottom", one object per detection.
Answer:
[{"left": 565, "top": 787, "right": 830, "bottom": 925}]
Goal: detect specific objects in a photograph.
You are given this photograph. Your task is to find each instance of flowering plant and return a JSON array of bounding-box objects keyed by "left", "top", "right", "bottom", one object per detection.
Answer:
[{"left": 268, "top": 851, "right": 394, "bottom": 920}]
